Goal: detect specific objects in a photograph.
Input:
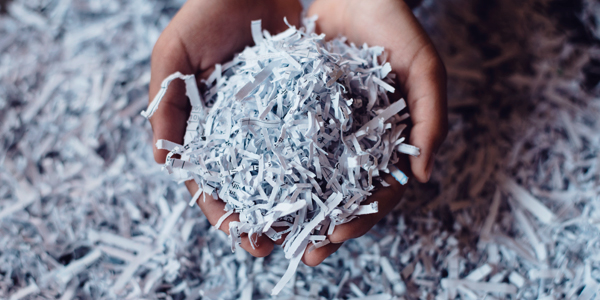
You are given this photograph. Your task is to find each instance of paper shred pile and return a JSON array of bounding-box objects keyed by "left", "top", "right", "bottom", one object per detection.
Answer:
[
  {"left": 143, "top": 18, "right": 416, "bottom": 295},
  {"left": 2, "top": 0, "right": 600, "bottom": 299}
]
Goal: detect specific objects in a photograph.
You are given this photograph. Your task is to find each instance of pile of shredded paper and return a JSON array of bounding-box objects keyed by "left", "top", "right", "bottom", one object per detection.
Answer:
[
  {"left": 142, "top": 18, "right": 417, "bottom": 295},
  {"left": 2, "top": 0, "right": 600, "bottom": 299}
]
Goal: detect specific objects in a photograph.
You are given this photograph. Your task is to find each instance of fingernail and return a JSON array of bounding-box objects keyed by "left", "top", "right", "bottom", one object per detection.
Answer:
[{"left": 425, "top": 154, "right": 435, "bottom": 181}]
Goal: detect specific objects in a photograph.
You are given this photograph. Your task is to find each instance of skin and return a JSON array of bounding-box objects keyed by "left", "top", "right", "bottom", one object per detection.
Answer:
[{"left": 148, "top": 0, "right": 447, "bottom": 266}]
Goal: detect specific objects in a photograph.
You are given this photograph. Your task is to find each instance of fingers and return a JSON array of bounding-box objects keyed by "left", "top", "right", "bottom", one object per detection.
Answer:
[
  {"left": 362, "top": 1, "right": 447, "bottom": 183},
  {"left": 371, "top": 1, "right": 447, "bottom": 183},
  {"left": 302, "top": 242, "right": 344, "bottom": 267},
  {"left": 328, "top": 184, "right": 408, "bottom": 245},
  {"left": 148, "top": 27, "right": 193, "bottom": 163},
  {"left": 185, "top": 180, "right": 274, "bottom": 257},
  {"left": 402, "top": 46, "right": 448, "bottom": 182},
  {"left": 271, "top": 227, "right": 289, "bottom": 245},
  {"left": 327, "top": 157, "right": 409, "bottom": 245},
  {"left": 150, "top": 0, "right": 304, "bottom": 259},
  {"left": 300, "top": 159, "right": 409, "bottom": 265}
]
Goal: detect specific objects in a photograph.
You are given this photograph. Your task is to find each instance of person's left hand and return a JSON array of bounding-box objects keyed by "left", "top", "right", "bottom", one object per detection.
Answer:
[{"left": 300, "top": 0, "right": 448, "bottom": 266}]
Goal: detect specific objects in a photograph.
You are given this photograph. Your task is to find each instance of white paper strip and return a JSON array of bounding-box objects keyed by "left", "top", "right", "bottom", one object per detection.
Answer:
[
  {"left": 499, "top": 174, "right": 556, "bottom": 224},
  {"left": 441, "top": 279, "right": 518, "bottom": 294}
]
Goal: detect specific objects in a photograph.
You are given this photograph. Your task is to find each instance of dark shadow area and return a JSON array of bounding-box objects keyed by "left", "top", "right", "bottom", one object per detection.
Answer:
[
  {"left": 368, "top": 0, "right": 600, "bottom": 297},
  {"left": 0, "top": 0, "right": 11, "bottom": 14},
  {"left": 401, "top": 0, "right": 599, "bottom": 216}
]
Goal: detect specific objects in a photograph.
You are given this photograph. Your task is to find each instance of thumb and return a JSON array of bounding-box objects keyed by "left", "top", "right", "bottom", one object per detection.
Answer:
[
  {"left": 403, "top": 46, "right": 448, "bottom": 182},
  {"left": 148, "top": 31, "right": 194, "bottom": 163}
]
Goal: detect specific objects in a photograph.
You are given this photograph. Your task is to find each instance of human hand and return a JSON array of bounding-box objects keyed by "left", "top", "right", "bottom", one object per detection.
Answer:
[
  {"left": 148, "top": 0, "right": 303, "bottom": 257},
  {"left": 148, "top": 0, "right": 447, "bottom": 265},
  {"left": 300, "top": 0, "right": 448, "bottom": 266}
]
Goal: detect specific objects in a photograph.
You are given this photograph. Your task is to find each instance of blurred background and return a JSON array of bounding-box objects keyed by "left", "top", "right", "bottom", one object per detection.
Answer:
[{"left": 1, "top": 0, "right": 599, "bottom": 299}]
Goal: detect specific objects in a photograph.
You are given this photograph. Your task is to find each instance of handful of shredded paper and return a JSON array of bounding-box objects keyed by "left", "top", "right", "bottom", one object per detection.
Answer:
[
  {"left": 142, "top": 18, "right": 419, "bottom": 294},
  {"left": 3, "top": 0, "right": 600, "bottom": 299}
]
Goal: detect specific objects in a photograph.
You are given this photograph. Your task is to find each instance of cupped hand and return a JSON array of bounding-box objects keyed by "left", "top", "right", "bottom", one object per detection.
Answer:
[
  {"left": 148, "top": 0, "right": 447, "bottom": 265},
  {"left": 148, "top": 0, "right": 303, "bottom": 257},
  {"left": 300, "top": 0, "right": 447, "bottom": 266}
]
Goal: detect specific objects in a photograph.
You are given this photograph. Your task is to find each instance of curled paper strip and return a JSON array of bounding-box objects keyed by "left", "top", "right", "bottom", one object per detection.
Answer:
[{"left": 143, "top": 18, "right": 418, "bottom": 295}]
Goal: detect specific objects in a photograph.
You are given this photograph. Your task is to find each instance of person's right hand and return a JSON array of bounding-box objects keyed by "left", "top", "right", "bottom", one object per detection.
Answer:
[{"left": 148, "top": 0, "right": 303, "bottom": 257}]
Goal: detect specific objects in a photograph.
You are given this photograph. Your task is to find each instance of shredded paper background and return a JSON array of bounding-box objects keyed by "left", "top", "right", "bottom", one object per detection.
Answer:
[{"left": 1, "top": 0, "right": 600, "bottom": 299}]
